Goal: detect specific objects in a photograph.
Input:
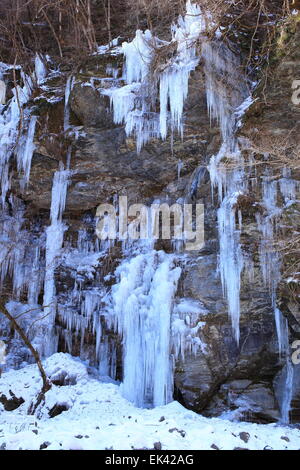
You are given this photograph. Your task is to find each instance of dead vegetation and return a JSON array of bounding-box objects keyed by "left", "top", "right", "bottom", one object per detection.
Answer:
[
  {"left": 246, "top": 128, "right": 300, "bottom": 171},
  {"left": 234, "top": 194, "right": 264, "bottom": 216},
  {"left": 0, "top": 0, "right": 295, "bottom": 75}
]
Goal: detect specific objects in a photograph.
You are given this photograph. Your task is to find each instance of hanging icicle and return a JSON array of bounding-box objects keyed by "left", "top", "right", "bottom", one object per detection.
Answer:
[
  {"left": 102, "top": 1, "right": 210, "bottom": 152},
  {"left": 41, "top": 166, "right": 71, "bottom": 356}
]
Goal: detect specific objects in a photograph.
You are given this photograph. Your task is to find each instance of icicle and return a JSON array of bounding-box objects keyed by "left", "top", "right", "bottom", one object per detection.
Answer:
[
  {"left": 0, "top": 80, "right": 6, "bottom": 105},
  {"left": 259, "top": 178, "right": 294, "bottom": 423},
  {"left": 27, "top": 243, "right": 43, "bottom": 305},
  {"left": 103, "top": 83, "right": 140, "bottom": 125},
  {"left": 172, "top": 299, "right": 207, "bottom": 360},
  {"left": 0, "top": 65, "right": 32, "bottom": 203},
  {"left": 0, "top": 194, "right": 45, "bottom": 310},
  {"left": 275, "top": 308, "right": 289, "bottom": 357},
  {"left": 177, "top": 160, "right": 183, "bottom": 180},
  {"left": 122, "top": 30, "right": 153, "bottom": 84},
  {"left": 16, "top": 114, "right": 37, "bottom": 186},
  {"left": 49, "top": 168, "right": 70, "bottom": 223},
  {"left": 0, "top": 75, "right": 32, "bottom": 202},
  {"left": 257, "top": 176, "right": 282, "bottom": 314},
  {"left": 64, "top": 76, "right": 75, "bottom": 132},
  {"left": 159, "top": 67, "right": 191, "bottom": 140},
  {"left": 106, "top": 65, "right": 119, "bottom": 79},
  {"left": 218, "top": 192, "right": 244, "bottom": 343},
  {"left": 202, "top": 40, "right": 247, "bottom": 145},
  {"left": 100, "top": 341, "right": 117, "bottom": 379},
  {"left": 208, "top": 146, "right": 246, "bottom": 343},
  {"left": 42, "top": 166, "right": 70, "bottom": 356},
  {"left": 34, "top": 54, "right": 47, "bottom": 85},
  {"left": 279, "top": 167, "right": 297, "bottom": 203},
  {"left": 125, "top": 110, "right": 160, "bottom": 153},
  {"left": 203, "top": 33, "right": 249, "bottom": 343},
  {"left": 281, "top": 359, "right": 294, "bottom": 424},
  {"left": 274, "top": 315, "right": 294, "bottom": 426}
]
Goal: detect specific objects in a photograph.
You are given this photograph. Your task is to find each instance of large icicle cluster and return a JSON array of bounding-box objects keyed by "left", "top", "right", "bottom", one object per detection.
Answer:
[
  {"left": 172, "top": 298, "right": 207, "bottom": 360},
  {"left": 0, "top": 64, "right": 33, "bottom": 203},
  {"left": 109, "top": 249, "right": 181, "bottom": 407},
  {"left": 102, "top": 1, "right": 210, "bottom": 152},
  {"left": 202, "top": 42, "right": 248, "bottom": 143},
  {"left": 0, "top": 195, "right": 46, "bottom": 367},
  {"left": 0, "top": 196, "right": 44, "bottom": 304},
  {"left": 0, "top": 55, "right": 49, "bottom": 202},
  {"left": 204, "top": 41, "right": 249, "bottom": 343}
]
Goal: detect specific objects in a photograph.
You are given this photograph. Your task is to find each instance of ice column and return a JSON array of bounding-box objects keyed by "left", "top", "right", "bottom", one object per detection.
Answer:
[
  {"left": 111, "top": 250, "right": 181, "bottom": 407},
  {"left": 42, "top": 165, "right": 70, "bottom": 356}
]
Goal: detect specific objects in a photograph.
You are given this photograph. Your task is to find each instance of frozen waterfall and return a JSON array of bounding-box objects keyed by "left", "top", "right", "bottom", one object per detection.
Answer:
[
  {"left": 110, "top": 249, "right": 181, "bottom": 407},
  {"left": 42, "top": 166, "right": 70, "bottom": 356},
  {"left": 205, "top": 41, "right": 249, "bottom": 343}
]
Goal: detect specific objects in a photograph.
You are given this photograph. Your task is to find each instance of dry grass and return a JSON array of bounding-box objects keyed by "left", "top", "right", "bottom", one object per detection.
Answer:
[{"left": 0, "top": 0, "right": 293, "bottom": 82}]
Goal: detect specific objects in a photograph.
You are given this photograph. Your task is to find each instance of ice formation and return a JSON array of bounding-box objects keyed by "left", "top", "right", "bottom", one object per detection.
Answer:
[
  {"left": 281, "top": 359, "right": 295, "bottom": 424},
  {"left": 102, "top": 1, "right": 209, "bottom": 151},
  {"left": 258, "top": 172, "right": 298, "bottom": 423},
  {"left": 109, "top": 249, "right": 181, "bottom": 407},
  {"left": 0, "top": 1, "right": 298, "bottom": 427},
  {"left": 205, "top": 33, "right": 297, "bottom": 367},
  {"left": 0, "top": 67, "right": 33, "bottom": 203},
  {"left": 0, "top": 196, "right": 44, "bottom": 316},
  {"left": 122, "top": 29, "right": 153, "bottom": 84},
  {"left": 42, "top": 166, "right": 70, "bottom": 356},
  {"left": 257, "top": 176, "right": 282, "bottom": 302},
  {"left": 64, "top": 76, "right": 75, "bottom": 132},
  {"left": 203, "top": 27, "right": 297, "bottom": 417},
  {"left": 205, "top": 39, "right": 248, "bottom": 343},
  {"left": 16, "top": 115, "right": 37, "bottom": 186},
  {"left": 35, "top": 54, "right": 48, "bottom": 85},
  {"left": 0, "top": 80, "right": 6, "bottom": 105},
  {"left": 217, "top": 191, "right": 244, "bottom": 343},
  {"left": 274, "top": 327, "right": 295, "bottom": 426},
  {"left": 172, "top": 299, "right": 207, "bottom": 360}
]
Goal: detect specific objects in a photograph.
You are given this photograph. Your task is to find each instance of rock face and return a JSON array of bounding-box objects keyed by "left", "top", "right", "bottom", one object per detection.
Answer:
[
  {"left": 69, "top": 83, "right": 115, "bottom": 129},
  {"left": 17, "top": 65, "right": 216, "bottom": 213},
  {"left": 239, "top": 18, "right": 300, "bottom": 423},
  {"left": 175, "top": 252, "right": 281, "bottom": 422},
  {"left": 2, "top": 14, "right": 300, "bottom": 424}
]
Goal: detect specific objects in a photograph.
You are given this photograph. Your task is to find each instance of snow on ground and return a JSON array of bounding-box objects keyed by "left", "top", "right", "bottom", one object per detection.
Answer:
[{"left": 0, "top": 353, "right": 299, "bottom": 451}]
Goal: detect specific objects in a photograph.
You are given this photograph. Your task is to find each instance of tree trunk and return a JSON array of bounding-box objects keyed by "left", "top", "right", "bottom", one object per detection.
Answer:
[{"left": 0, "top": 301, "right": 51, "bottom": 414}]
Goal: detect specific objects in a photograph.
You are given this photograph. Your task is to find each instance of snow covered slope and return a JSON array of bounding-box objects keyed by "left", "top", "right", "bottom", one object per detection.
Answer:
[{"left": 0, "top": 353, "right": 299, "bottom": 451}]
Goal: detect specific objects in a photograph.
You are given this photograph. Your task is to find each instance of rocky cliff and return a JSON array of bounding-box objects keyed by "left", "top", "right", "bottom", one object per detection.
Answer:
[{"left": 0, "top": 2, "right": 299, "bottom": 425}]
